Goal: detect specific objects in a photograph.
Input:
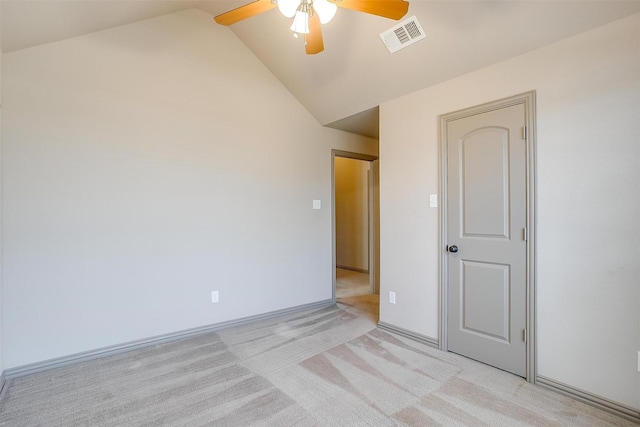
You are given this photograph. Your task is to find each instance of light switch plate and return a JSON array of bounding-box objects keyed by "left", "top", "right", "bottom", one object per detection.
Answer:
[
  {"left": 313, "top": 200, "right": 321, "bottom": 210},
  {"left": 429, "top": 194, "right": 438, "bottom": 208}
]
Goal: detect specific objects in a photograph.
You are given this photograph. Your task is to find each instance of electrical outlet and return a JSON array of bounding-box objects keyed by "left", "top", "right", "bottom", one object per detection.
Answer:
[
  {"left": 389, "top": 291, "right": 396, "bottom": 304},
  {"left": 211, "top": 291, "right": 219, "bottom": 303}
]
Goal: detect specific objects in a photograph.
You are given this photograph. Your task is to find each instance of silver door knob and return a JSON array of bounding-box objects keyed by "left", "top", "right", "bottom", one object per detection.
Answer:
[{"left": 448, "top": 245, "right": 458, "bottom": 253}]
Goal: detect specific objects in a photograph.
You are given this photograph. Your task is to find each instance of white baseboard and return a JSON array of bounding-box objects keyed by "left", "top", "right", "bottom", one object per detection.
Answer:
[
  {"left": 5, "top": 299, "right": 335, "bottom": 380},
  {"left": 377, "top": 321, "right": 439, "bottom": 349},
  {"left": 536, "top": 375, "right": 639, "bottom": 423}
]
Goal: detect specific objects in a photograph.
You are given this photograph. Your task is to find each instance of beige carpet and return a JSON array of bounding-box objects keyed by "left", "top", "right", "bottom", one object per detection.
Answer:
[
  {"left": 0, "top": 297, "right": 634, "bottom": 426},
  {"left": 336, "top": 268, "right": 370, "bottom": 298}
]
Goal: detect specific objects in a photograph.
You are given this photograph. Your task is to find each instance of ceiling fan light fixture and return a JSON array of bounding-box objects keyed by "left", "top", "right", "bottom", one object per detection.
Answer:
[
  {"left": 313, "top": 0, "right": 337, "bottom": 24},
  {"left": 277, "top": 0, "right": 299, "bottom": 18},
  {"left": 214, "top": 0, "right": 411, "bottom": 55},
  {"left": 290, "top": 9, "right": 310, "bottom": 34}
]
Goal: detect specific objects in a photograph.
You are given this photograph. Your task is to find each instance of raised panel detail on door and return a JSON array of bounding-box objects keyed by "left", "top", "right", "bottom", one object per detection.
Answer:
[
  {"left": 461, "top": 260, "right": 510, "bottom": 342},
  {"left": 461, "top": 128, "right": 510, "bottom": 239}
]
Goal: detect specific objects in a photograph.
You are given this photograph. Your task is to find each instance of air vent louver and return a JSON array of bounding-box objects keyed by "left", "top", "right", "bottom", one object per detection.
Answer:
[{"left": 380, "top": 15, "right": 426, "bottom": 54}]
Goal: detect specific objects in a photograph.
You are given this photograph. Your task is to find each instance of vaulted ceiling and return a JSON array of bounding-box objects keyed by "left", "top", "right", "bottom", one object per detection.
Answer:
[{"left": 2, "top": 0, "right": 639, "bottom": 137}]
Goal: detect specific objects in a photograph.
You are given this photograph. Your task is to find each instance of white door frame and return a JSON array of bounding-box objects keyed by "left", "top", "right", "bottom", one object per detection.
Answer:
[
  {"left": 439, "top": 91, "right": 537, "bottom": 382},
  {"left": 331, "top": 150, "right": 379, "bottom": 301}
]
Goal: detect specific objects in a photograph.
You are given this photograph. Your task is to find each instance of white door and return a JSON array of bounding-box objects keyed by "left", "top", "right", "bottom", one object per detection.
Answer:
[{"left": 445, "top": 102, "right": 528, "bottom": 377}]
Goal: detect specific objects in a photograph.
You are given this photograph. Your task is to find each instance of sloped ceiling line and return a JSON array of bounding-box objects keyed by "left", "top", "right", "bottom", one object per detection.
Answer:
[{"left": 2, "top": 0, "right": 639, "bottom": 137}]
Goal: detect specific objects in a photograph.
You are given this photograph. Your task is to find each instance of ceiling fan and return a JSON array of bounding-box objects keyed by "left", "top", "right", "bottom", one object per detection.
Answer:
[{"left": 214, "top": 0, "right": 409, "bottom": 54}]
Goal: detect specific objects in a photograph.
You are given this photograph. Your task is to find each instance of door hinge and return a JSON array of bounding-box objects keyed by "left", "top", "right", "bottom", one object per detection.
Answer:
[
  {"left": 523, "top": 227, "right": 528, "bottom": 241},
  {"left": 522, "top": 328, "right": 528, "bottom": 343},
  {"left": 522, "top": 126, "right": 528, "bottom": 140}
]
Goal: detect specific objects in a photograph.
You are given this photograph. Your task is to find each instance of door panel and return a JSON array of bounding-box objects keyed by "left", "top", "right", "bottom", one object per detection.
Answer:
[
  {"left": 446, "top": 103, "right": 527, "bottom": 377},
  {"left": 461, "top": 128, "right": 510, "bottom": 238},
  {"left": 462, "top": 261, "right": 510, "bottom": 342}
]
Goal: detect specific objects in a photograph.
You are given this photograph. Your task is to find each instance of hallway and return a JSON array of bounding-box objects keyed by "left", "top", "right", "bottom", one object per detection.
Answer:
[
  {"left": 335, "top": 268, "right": 370, "bottom": 298},
  {"left": 336, "top": 268, "right": 379, "bottom": 323}
]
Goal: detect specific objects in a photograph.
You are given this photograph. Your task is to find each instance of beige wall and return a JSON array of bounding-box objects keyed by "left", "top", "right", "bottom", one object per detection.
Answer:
[
  {"left": 379, "top": 13, "right": 639, "bottom": 410},
  {"left": 2, "top": 9, "right": 377, "bottom": 369},
  {"left": 335, "top": 157, "right": 369, "bottom": 272}
]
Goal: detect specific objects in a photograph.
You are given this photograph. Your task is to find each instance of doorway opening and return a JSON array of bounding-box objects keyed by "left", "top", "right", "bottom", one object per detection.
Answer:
[{"left": 332, "top": 150, "right": 379, "bottom": 316}]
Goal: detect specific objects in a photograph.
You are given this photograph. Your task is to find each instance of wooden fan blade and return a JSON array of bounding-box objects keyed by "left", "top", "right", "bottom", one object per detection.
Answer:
[
  {"left": 305, "top": 10, "right": 325, "bottom": 54},
  {"left": 329, "top": 0, "right": 409, "bottom": 20},
  {"left": 214, "top": 0, "right": 277, "bottom": 26}
]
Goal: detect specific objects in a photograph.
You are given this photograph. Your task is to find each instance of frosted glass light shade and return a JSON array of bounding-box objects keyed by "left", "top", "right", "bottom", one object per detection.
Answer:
[
  {"left": 290, "top": 10, "right": 310, "bottom": 34},
  {"left": 313, "top": 0, "right": 337, "bottom": 24},
  {"left": 278, "top": 0, "right": 299, "bottom": 18}
]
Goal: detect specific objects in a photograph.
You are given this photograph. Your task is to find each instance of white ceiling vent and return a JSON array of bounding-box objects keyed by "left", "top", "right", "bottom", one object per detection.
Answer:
[{"left": 379, "top": 15, "right": 426, "bottom": 54}]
